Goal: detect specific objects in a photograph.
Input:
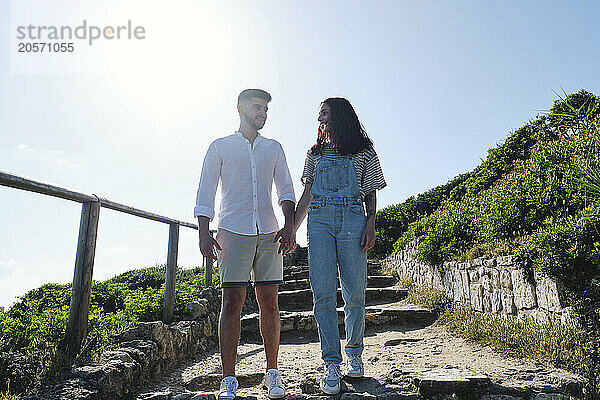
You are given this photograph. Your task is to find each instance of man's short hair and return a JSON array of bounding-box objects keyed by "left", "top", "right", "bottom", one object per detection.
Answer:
[{"left": 238, "top": 89, "right": 272, "bottom": 106}]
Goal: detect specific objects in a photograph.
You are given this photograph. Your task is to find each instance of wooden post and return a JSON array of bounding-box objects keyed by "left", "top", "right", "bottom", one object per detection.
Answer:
[
  {"left": 205, "top": 256, "right": 213, "bottom": 288},
  {"left": 163, "top": 223, "right": 179, "bottom": 323},
  {"left": 65, "top": 201, "right": 100, "bottom": 356}
]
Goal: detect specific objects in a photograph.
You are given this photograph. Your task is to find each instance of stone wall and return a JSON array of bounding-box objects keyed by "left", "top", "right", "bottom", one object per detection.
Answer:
[
  {"left": 385, "top": 241, "right": 575, "bottom": 325},
  {"left": 24, "top": 287, "right": 222, "bottom": 400}
]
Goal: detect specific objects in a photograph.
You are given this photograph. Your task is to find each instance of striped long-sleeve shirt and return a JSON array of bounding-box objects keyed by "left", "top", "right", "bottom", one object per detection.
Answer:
[{"left": 301, "top": 145, "right": 386, "bottom": 198}]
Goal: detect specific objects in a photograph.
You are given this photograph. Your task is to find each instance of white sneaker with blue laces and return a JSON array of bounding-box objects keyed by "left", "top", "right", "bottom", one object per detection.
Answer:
[
  {"left": 346, "top": 355, "right": 364, "bottom": 378},
  {"left": 217, "top": 376, "right": 238, "bottom": 400},
  {"left": 263, "top": 368, "right": 286, "bottom": 399},
  {"left": 320, "top": 363, "right": 341, "bottom": 395}
]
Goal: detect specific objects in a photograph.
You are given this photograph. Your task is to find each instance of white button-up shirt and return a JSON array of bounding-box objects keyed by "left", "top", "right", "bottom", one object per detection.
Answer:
[{"left": 194, "top": 131, "right": 296, "bottom": 235}]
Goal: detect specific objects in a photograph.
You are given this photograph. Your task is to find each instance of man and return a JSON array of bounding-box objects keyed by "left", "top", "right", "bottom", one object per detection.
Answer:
[{"left": 195, "top": 89, "right": 296, "bottom": 400}]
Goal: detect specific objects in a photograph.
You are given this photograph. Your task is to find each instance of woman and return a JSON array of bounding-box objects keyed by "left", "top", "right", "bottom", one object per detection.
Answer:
[{"left": 294, "top": 98, "right": 386, "bottom": 395}]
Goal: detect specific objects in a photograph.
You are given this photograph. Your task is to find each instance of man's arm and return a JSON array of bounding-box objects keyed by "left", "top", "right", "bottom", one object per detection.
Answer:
[
  {"left": 273, "top": 200, "right": 296, "bottom": 254},
  {"left": 272, "top": 144, "right": 297, "bottom": 254},
  {"left": 194, "top": 142, "right": 221, "bottom": 221},
  {"left": 361, "top": 190, "right": 377, "bottom": 252},
  {"left": 195, "top": 142, "right": 222, "bottom": 259}
]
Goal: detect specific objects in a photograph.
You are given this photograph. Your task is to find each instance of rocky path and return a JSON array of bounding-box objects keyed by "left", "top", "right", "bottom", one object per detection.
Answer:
[{"left": 136, "top": 250, "right": 585, "bottom": 400}]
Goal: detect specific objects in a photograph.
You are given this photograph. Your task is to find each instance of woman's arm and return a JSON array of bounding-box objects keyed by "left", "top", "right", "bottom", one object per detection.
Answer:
[
  {"left": 294, "top": 183, "right": 312, "bottom": 232},
  {"left": 361, "top": 190, "right": 377, "bottom": 251}
]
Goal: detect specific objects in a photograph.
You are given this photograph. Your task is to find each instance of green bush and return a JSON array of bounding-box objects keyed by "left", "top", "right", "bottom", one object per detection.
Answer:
[
  {"left": 0, "top": 264, "right": 218, "bottom": 396},
  {"left": 373, "top": 90, "right": 599, "bottom": 263},
  {"left": 372, "top": 173, "right": 470, "bottom": 258},
  {"left": 396, "top": 91, "right": 600, "bottom": 264},
  {"left": 384, "top": 90, "right": 600, "bottom": 397}
]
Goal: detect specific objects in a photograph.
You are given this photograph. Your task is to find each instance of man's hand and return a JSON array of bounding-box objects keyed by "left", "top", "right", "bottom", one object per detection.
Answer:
[
  {"left": 273, "top": 224, "right": 296, "bottom": 254},
  {"left": 199, "top": 232, "right": 221, "bottom": 260}
]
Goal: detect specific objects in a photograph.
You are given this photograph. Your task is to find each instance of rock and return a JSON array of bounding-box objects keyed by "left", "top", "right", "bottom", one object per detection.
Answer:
[
  {"left": 185, "top": 373, "right": 223, "bottom": 391},
  {"left": 378, "top": 391, "right": 418, "bottom": 400},
  {"left": 532, "top": 394, "right": 575, "bottom": 400},
  {"left": 172, "top": 393, "right": 217, "bottom": 400},
  {"left": 534, "top": 271, "right": 565, "bottom": 313},
  {"left": 172, "top": 394, "right": 193, "bottom": 400},
  {"left": 186, "top": 372, "right": 264, "bottom": 391},
  {"left": 470, "top": 283, "right": 484, "bottom": 312},
  {"left": 500, "top": 269, "right": 513, "bottom": 291},
  {"left": 411, "top": 368, "right": 489, "bottom": 393},
  {"left": 72, "top": 359, "right": 140, "bottom": 398},
  {"left": 136, "top": 391, "right": 171, "bottom": 400},
  {"left": 21, "top": 378, "right": 100, "bottom": 400},
  {"left": 340, "top": 392, "right": 377, "bottom": 400},
  {"left": 490, "top": 289, "right": 503, "bottom": 313},
  {"left": 297, "top": 316, "right": 317, "bottom": 331},
  {"left": 281, "top": 315, "right": 295, "bottom": 331},
  {"left": 189, "top": 392, "right": 218, "bottom": 400},
  {"left": 187, "top": 299, "right": 209, "bottom": 319},
  {"left": 511, "top": 270, "right": 537, "bottom": 310},
  {"left": 300, "top": 375, "right": 320, "bottom": 394},
  {"left": 100, "top": 350, "right": 135, "bottom": 364},
  {"left": 384, "top": 338, "right": 423, "bottom": 346},
  {"left": 501, "top": 292, "right": 517, "bottom": 315},
  {"left": 120, "top": 340, "right": 160, "bottom": 372}
]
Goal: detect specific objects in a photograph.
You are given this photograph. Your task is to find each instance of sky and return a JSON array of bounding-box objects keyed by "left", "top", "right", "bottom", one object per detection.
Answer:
[{"left": 1, "top": 0, "right": 599, "bottom": 308}]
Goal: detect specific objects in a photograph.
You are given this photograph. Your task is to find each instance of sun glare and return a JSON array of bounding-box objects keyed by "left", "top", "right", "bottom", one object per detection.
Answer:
[{"left": 103, "top": 1, "right": 234, "bottom": 120}]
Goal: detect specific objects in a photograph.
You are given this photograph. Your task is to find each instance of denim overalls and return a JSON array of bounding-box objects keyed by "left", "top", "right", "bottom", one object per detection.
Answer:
[{"left": 307, "top": 154, "right": 367, "bottom": 364}]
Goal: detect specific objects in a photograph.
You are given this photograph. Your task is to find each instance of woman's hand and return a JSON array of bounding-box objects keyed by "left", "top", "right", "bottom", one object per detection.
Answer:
[
  {"left": 294, "top": 184, "right": 312, "bottom": 232},
  {"left": 274, "top": 224, "right": 297, "bottom": 254},
  {"left": 361, "top": 190, "right": 377, "bottom": 252},
  {"left": 361, "top": 220, "right": 375, "bottom": 252}
]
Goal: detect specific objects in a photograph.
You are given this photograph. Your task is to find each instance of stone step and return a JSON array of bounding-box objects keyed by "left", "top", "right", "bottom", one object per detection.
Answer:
[
  {"left": 138, "top": 389, "right": 417, "bottom": 400},
  {"left": 280, "top": 275, "right": 397, "bottom": 292},
  {"left": 241, "top": 303, "right": 435, "bottom": 335},
  {"left": 284, "top": 265, "right": 386, "bottom": 281},
  {"left": 278, "top": 287, "right": 408, "bottom": 312}
]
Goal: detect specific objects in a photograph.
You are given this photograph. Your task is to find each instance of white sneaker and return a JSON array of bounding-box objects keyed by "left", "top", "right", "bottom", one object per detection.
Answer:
[
  {"left": 263, "top": 368, "right": 286, "bottom": 399},
  {"left": 320, "top": 363, "right": 341, "bottom": 395},
  {"left": 346, "top": 355, "right": 364, "bottom": 378},
  {"left": 217, "top": 376, "right": 238, "bottom": 400}
]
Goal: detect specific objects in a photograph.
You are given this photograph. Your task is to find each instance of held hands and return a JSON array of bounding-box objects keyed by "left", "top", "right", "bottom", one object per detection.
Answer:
[
  {"left": 199, "top": 232, "right": 221, "bottom": 260},
  {"left": 273, "top": 224, "right": 297, "bottom": 254}
]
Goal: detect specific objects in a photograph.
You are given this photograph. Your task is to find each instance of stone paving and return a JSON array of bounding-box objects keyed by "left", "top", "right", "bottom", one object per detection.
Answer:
[{"left": 137, "top": 249, "right": 585, "bottom": 400}]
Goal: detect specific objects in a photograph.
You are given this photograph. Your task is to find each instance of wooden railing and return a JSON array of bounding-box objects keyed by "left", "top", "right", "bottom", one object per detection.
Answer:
[{"left": 0, "top": 169, "right": 215, "bottom": 355}]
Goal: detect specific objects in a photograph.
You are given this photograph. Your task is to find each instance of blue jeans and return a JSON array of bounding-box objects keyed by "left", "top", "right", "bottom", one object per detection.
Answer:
[{"left": 307, "top": 202, "right": 367, "bottom": 364}]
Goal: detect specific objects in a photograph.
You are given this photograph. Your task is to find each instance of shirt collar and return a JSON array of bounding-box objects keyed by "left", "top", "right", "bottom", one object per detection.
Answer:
[{"left": 235, "top": 130, "right": 262, "bottom": 144}]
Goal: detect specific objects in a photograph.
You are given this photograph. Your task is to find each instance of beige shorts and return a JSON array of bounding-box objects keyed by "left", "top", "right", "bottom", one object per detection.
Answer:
[{"left": 216, "top": 228, "right": 283, "bottom": 287}]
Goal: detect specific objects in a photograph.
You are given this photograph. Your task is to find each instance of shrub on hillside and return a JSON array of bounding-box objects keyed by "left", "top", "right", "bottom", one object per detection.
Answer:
[
  {"left": 395, "top": 91, "right": 600, "bottom": 265},
  {"left": 0, "top": 264, "right": 217, "bottom": 396},
  {"left": 372, "top": 173, "right": 470, "bottom": 258},
  {"left": 373, "top": 90, "right": 599, "bottom": 262}
]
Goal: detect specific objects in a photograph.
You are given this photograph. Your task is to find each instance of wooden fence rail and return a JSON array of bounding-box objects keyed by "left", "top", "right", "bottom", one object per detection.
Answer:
[{"left": 0, "top": 169, "right": 214, "bottom": 356}]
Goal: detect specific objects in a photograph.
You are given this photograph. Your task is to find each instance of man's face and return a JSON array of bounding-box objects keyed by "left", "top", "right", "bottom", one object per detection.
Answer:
[{"left": 239, "top": 97, "right": 268, "bottom": 130}]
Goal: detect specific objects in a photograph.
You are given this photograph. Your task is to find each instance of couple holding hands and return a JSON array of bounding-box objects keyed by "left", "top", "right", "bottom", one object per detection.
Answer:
[{"left": 194, "top": 89, "right": 386, "bottom": 399}]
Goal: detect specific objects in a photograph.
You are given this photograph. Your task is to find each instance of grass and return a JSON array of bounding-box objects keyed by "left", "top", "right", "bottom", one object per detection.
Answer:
[
  {"left": 0, "top": 264, "right": 221, "bottom": 397},
  {"left": 398, "top": 278, "right": 598, "bottom": 398}
]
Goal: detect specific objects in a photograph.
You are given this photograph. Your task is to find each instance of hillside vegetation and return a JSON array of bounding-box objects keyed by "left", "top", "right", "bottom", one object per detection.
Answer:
[
  {"left": 373, "top": 90, "right": 600, "bottom": 394},
  {"left": 375, "top": 91, "right": 600, "bottom": 287},
  {"left": 0, "top": 265, "right": 218, "bottom": 396}
]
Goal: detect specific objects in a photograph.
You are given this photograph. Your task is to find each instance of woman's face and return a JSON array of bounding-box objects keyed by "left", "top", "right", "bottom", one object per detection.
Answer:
[{"left": 318, "top": 103, "right": 331, "bottom": 128}]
